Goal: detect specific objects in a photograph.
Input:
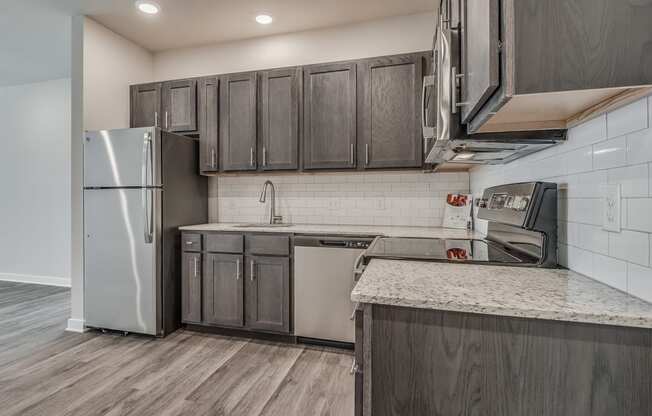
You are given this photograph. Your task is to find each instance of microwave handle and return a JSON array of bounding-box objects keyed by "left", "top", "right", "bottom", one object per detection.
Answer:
[{"left": 422, "top": 75, "right": 436, "bottom": 141}]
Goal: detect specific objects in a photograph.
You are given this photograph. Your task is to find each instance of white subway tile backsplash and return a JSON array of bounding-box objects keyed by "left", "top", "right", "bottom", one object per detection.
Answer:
[
  {"left": 565, "top": 114, "right": 607, "bottom": 150},
  {"left": 608, "top": 230, "right": 650, "bottom": 266},
  {"left": 593, "top": 135, "right": 627, "bottom": 170},
  {"left": 626, "top": 127, "right": 652, "bottom": 165},
  {"left": 471, "top": 93, "right": 652, "bottom": 301},
  {"left": 607, "top": 164, "right": 649, "bottom": 198},
  {"left": 628, "top": 263, "right": 652, "bottom": 303},
  {"left": 592, "top": 254, "right": 628, "bottom": 292},
  {"left": 213, "top": 171, "right": 470, "bottom": 227},
  {"left": 627, "top": 198, "right": 652, "bottom": 232},
  {"left": 607, "top": 98, "right": 648, "bottom": 139}
]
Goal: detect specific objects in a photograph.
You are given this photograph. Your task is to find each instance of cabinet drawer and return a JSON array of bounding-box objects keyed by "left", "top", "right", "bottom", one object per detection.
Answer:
[
  {"left": 205, "top": 233, "right": 244, "bottom": 253},
  {"left": 245, "top": 234, "right": 290, "bottom": 256},
  {"left": 182, "top": 233, "right": 202, "bottom": 252}
]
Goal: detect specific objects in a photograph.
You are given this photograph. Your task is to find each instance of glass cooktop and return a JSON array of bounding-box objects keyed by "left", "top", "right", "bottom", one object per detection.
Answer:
[{"left": 364, "top": 237, "right": 538, "bottom": 265}]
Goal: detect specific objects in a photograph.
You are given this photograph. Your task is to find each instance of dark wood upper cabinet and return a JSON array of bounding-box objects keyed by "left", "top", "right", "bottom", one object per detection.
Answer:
[
  {"left": 460, "top": 0, "right": 500, "bottom": 124},
  {"left": 198, "top": 77, "right": 219, "bottom": 173},
  {"left": 303, "top": 62, "right": 357, "bottom": 170},
  {"left": 202, "top": 253, "right": 244, "bottom": 328},
  {"left": 161, "top": 79, "right": 197, "bottom": 132},
  {"left": 259, "top": 67, "right": 301, "bottom": 171},
  {"left": 181, "top": 252, "right": 202, "bottom": 324},
  {"left": 130, "top": 82, "right": 162, "bottom": 128},
  {"left": 358, "top": 54, "right": 425, "bottom": 169},
  {"left": 245, "top": 255, "right": 290, "bottom": 333},
  {"left": 220, "top": 72, "right": 258, "bottom": 171}
]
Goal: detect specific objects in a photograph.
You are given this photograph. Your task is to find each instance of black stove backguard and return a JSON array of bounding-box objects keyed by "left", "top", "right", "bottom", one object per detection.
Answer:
[{"left": 476, "top": 182, "right": 558, "bottom": 268}]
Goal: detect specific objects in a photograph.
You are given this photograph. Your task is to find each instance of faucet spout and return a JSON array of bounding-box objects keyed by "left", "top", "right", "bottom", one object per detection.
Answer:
[{"left": 258, "top": 180, "right": 282, "bottom": 224}]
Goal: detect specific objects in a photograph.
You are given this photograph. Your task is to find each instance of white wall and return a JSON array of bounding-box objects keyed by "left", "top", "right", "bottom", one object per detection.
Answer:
[
  {"left": 83, "top": 18, "right": 154, "bottom": 130},
  {"left": 153, "top": 13, "right": 434, "bottom": 81},
  {"left": 213, "top": 172, "right": 469, "bottom": 227},
  {"left": 0, "top": 78, "right": 71, "bottom": 287},
  {"left": 470, "top": 95, "right": 652, "bottom": 302}
]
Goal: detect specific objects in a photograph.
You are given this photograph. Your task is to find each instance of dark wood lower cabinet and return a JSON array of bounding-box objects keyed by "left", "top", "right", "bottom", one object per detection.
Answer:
[
  {"left": 181, "top": 252, "right": 202, "bottom": 323},
  {"left": 361, "top": 304, "right": 652, "bottom": 416},
  {"left": 181, "top": 232, "right": 291, "bottom": 336},
  {"left": 246, "top": 255, "right": 290, "bottom": 333},
  {"left": 202, "top": 253, "right": 244, "bottom": 328}
]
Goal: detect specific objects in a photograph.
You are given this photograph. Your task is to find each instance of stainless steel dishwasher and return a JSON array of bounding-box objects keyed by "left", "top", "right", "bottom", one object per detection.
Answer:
[{"left": 293, "top": 235, "right": 373, "bottom": 344}]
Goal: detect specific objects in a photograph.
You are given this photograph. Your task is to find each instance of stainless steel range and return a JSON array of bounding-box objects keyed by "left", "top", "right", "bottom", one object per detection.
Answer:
[{"left": 358, "top": 182, "right": 558, "bottom": 271}]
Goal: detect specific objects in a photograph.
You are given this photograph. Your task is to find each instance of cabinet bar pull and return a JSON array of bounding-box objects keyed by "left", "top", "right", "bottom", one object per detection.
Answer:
[
  {"left": 365, "top": 144, "right": 369, "bottom": 166},
  {"left": 250, "top": 147, "right": 254, "bottom": 167},
  {"left": 236, "top": 259, "right": 241, "bottom": 280},
  {"left": 154, "top": 111, "right": 158, "bottom": 127},
  {"left": 262, "top": 147, "right": 267, "bottom": 167},
  {"left": 165, "top": 111, "right": 169, "bottom": 129},
  {"left": 193, "top": 257, "right": 199, "bottom": 278},
  {"left": 210, "top": 148, "right": 216, "bottom": 169},
  {"left": 349, "top": 358, "right": 359, "bottom": 375},
  {"left": 250, "top": 260, "right": 255, "bottom": 281},
  {"left": 350, "top": 143, "right": 354, "bottom": 165}
]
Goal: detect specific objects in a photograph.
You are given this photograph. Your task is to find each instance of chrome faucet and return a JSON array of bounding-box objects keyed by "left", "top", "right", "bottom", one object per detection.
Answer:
[{"left": 259, "top": 180, "right": 283, "bottom": 224}]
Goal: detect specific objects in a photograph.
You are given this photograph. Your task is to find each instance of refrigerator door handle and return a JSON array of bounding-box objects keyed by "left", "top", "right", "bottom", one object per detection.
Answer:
[
  {"left": 142, "top": 188, "right": 153, "bottom": 244},
  {"left": 141, "top": 132, "right": 153, "bottom": 188}
]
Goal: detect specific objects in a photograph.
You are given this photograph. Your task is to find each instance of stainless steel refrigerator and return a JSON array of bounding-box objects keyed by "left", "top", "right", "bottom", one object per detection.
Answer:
[{"left": 83, "top": 127, "right": 207, "bottom": 336}]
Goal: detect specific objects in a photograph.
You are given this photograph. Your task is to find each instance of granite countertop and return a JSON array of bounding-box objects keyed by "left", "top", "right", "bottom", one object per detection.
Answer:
[
  {"left": 351, "top": 259, "right": 652, "bottom": 329},
  {"left": 179, "top": 223, "right": 482, "bottom": 239}
]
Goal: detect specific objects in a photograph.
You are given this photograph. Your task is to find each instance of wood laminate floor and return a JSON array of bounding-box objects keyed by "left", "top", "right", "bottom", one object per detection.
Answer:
[{"left": 0, "top": 281, "right": 354, "bottom": 416}]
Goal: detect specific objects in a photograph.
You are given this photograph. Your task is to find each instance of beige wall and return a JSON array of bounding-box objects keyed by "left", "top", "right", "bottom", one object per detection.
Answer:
[
  {"left": 153, "top": 12, "right": 434, "bottom": 81},
  {"left": 83, "top": 17, "right": 153, "bottom": 130}
]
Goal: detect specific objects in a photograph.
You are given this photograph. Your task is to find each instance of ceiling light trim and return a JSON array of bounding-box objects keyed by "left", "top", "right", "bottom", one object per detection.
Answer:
[{"left": 136, "top": 1, "right": 161, "bottom": 15}]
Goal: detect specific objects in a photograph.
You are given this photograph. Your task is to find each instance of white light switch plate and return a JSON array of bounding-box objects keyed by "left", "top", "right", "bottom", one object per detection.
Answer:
[{"left": 602, "top": 184, "right": 621, "bottom": 232}]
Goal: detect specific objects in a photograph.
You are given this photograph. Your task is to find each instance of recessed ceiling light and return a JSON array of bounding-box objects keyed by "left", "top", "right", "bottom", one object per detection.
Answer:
[
  {"left": 255, "top": 14, "right": 273, "bottom": 25},
  {"left": 136, "top": 1, "right": 160, "bottom": 15}
]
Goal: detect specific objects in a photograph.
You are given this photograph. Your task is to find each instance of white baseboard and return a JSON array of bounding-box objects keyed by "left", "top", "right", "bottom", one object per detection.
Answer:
[
  {"left": 0, "top": 272, "right": 71, "bottom": 287},
  {"left": 66, "top": 318, "right": 87, "bottom": 333}
]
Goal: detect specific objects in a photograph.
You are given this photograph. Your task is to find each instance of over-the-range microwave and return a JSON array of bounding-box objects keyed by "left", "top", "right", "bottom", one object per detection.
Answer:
[{"left": 422, "top": 0, "right": 566, "bottom": 168}]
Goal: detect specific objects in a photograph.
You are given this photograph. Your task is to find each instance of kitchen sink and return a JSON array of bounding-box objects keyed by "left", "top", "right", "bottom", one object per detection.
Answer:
[{"left": 233, "top": 223, "right": 293, "bottom": 228}]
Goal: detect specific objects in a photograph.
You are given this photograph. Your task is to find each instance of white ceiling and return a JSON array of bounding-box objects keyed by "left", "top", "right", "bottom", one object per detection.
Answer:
[{"left": 0, "top": 0, "right": 435, "bottom": 87}]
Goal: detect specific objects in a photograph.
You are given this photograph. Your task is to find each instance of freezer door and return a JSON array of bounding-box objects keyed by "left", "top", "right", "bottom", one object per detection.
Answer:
[
  {"left": 84, "top": 188, "right": 162, "bottom": 335},
  {"left": 84, "top": 127, "right": 162, "bottom": 188}
]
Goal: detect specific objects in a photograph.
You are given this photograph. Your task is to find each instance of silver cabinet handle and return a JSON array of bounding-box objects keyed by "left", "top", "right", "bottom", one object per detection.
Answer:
[
  {"left": 350, "top": 302, "right": 359, "bottom": 321},
  {"left": 193, "top": 257, "right": 199, "bottom": 278},
  {"left": 350, "top": 143, "right": 354, "bottom": 165},
  {"left": 262, "top": 147, "right": 267, "bottom": 167},
  {"left": 365, "top": 144, "right": 369, "bottom": 166},
  {"left": 250, "top": 147, "right": 254, "bottom": 167},
  {"left": 350, "top": 358, "right": 359, "bottom": 375},
  {"left": 185, "top": 241, "right": 193, "bottom": 245},
  {"left": 250, "top": 260, "right": 255, "bottom": 281},
  {"left": 154, "top": 111, "right": 158, "bottom": 127},
  {"left": 236, "top": 259, "right": 241, "bottom": 280},
  {"left": 210, "top": 148, "right": 216, "bottom": 169},
  {"left": 165, "top": 111, "right": 169, "bottom": 130}
]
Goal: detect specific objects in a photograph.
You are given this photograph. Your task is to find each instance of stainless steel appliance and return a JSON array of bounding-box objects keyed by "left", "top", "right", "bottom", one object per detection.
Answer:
[
  {"left": 359, "top": 181, "right": 558, "bottom": 269},
  {"left": 83, "top": 127, "right": 207, "bottom": 336},
  {"left": 294, "top": 235, "right": 374, "bottom": 345},
  {"left": 422, "top": 0, "right": 566, "bottom": 166}
]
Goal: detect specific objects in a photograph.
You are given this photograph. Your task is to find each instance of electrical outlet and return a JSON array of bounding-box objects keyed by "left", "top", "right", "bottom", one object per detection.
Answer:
[{"left": 602, "top": 184, "right": 621, "bottom": 232}]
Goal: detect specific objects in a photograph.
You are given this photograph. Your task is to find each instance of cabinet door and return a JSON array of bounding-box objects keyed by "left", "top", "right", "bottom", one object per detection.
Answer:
[
  {"left": 358, "top": 54, "right": 424, "bottom": 169},
  {"left": 245, "top": 256, "right": 290, "bottom": 333},
  {"left": 203, "top": 253, "right": 244, "bottom": 327},
  {"left": 460, "top": 0, "right": 500, "bottom": 124},
  {"left": 260, "top": 68, "right": 300, "bottom": 171},
  {"left": 199, "top": 77, "right": 219, "bottom": 173},
  {"left": 220, "top": 72, "right": 257, "bottom": 171},
  {"left": 130, "top": 83, "right": 162, "bottom": 128},
  {"left": 162, "top": 79, "right": 197, "bottom": 132},
  {"left": 181, "top": 252, "right": 202, "bottom": 323},
  {"left": 303, "top": 63, "right": 357, "bottom": 169}
]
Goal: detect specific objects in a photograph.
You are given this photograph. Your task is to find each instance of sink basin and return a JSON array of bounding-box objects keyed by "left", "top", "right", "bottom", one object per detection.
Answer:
[{"left": 233, "top": 223, "right": 293, "bottom": 228}]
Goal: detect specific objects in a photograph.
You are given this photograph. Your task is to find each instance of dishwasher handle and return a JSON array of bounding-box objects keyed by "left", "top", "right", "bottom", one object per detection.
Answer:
[{"left": 294, "top": 235, "right": 374, "bottom": 248}]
